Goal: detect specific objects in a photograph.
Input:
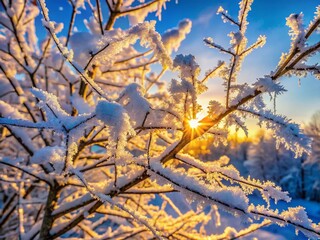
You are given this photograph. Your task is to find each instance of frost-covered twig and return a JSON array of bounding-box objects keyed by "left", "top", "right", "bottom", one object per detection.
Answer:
[
  {"left": 145, "top": 161, "right": 320, "bottom": 238},
  {"left": 0, "top": 0, "right": 29, "bottom": 66},
  {"left": 102, "top": 58, "right": 158, "bottom": 73},
  {"left": 83, "top": 43, "right": 110, "bottom": 71},
  {"left": 65, "top": 1, "right": 77, "bottom": 46},
  {"left": 37, "top": 0, "right": 108, "bottom": 99},
  {"left": 70, "top": 168, "right": 164, "bottom": 239},
  {"left": 201, "top": 61, "right": 225, "bottom": 83},
  {"left": 0, "top": 161, "right": 51, "bottom": 185},
  {"left": 217, "top": 6, "right": 240, "bottom": 27},
  {"left": 204, "top": 38, "right": 235, "bottom": 56},
  {"left": 273, "top": 12, "right": 320, "bottom": 79},
  {"left": 213, "top": 220, "right": 272, "bottom": 240},
  {"left": 95, "top": 0, "right": 104, "bottom": 35},
  {"left": 0, "top": 118, "right": 55, "bottom": 129},
  {"left": 174, "top": 153, "right": 291, "bottom": 204}
]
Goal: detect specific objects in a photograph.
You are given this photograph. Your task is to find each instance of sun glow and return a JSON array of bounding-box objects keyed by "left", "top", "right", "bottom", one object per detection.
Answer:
[{"left": 189, "top": 119, "right": 200, "bottom": 129}]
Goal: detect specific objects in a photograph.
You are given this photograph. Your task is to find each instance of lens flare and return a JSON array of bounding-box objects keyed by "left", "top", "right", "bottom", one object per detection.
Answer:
[{"left": 189, "top": 119, "right": 199, "bottom": 129}]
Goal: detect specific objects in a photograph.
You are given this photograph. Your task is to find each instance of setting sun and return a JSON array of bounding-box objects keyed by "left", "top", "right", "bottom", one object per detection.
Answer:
[{"left": 189, "top": 119, "right": 200, "bottom": 129}]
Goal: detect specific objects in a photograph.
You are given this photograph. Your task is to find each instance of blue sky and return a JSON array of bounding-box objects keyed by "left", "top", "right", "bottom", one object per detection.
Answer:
[
  {"left": 42, "top": 0, "right": 320, "bottom": 127},
  {"left": 154, "top": 0, "right": 320, "bottom": 126}
]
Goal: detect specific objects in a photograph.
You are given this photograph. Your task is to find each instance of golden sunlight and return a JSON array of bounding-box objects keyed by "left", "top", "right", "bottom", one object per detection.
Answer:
[{"left": 189, "top": 119, "right": 200, "bottom": 129}]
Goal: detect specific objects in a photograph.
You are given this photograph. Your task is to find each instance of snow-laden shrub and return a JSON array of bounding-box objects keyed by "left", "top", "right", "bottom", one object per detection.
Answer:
[{"left": 0, "top": 0, "right": 319, "bottom": 239}]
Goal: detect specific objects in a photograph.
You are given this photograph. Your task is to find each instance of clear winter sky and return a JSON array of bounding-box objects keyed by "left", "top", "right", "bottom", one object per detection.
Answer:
[
  {"left": 42, "top": 0, "right": 320, "bottom": 130},
  {"left": 153, "top": 0, "right": 320, "bottom": 127}
]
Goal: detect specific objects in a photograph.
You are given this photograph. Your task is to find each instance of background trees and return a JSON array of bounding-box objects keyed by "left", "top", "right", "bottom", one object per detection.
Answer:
[
  {"left": 0, "top": 0, "right": 319, "bottom": 239},
  {"left": 244, "top": 131, "right": 305, "bottom": 199},
  {"left": 244, "top": 113, "right": 320, "bottom": 202},
  {"left": 304, "top": 111, "right": 320, "bottom": 201}
]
